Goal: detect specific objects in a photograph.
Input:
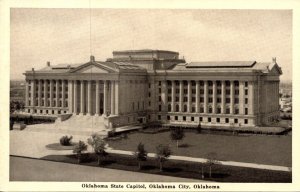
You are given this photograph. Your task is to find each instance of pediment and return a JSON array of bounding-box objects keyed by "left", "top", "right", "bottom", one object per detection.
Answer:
[
  {"left": 70, "top": 62, "right": 113, "bottom": 74},
  {"left": 269, "top": 63, "right": 283, "bottom": 75}
]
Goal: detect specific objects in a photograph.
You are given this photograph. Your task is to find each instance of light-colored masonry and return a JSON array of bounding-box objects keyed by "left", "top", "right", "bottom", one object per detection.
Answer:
[{"left": 24, "top": 49, "right": 282, "bottom": 129}]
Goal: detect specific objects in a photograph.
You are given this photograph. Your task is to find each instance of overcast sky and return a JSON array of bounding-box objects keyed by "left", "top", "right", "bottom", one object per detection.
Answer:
[{"left": 10, "top": 9, "right": 292, "bottom": 82}]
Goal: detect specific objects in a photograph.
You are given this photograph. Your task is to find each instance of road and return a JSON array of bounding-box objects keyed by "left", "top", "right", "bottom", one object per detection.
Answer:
[{"left": 10, "top": 156, "right": 200, "bottom": 182}]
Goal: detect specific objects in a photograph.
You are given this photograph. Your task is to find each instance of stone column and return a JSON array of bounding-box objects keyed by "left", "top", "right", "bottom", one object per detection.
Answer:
[
  {"left": 62, "top": 80, "right": 66, "bottom": 108},
  {"left": 179, "top": 80, "right": 183, "bottom": 112},
  {"left": 230, "top": 80, "right": 234, "bottom": 114},
  {"left": 80, "top": 80, "right": 85, "bottom": 114},
  {"left": 38, "top": 80, "right": 42, "bottom": 106},
  {"left": 73, "top": 81, "right": 78, "bottom": 114},
  {"left": 44, "top": 80, "right": 48, "bottom": 107},
  {"left": 212, "top": 81, "right": 217, "bottom": 113},
  {"left": 187, "top": 80, "right": 191, "bottom": 112},
  {"left": 87, "top": 80, "right": 92, "bottom": 115},
  {"left": 204, "top": 81, "right": 208, "bottom": 113},
  {"left": 95, "top": 80, "right": 100, "bottom": 115},
  {"left": 55, "top": 80, "right": 59, "bottom": 107},
  {"left": 239, "top": 81, "right": 244, "bottom": 114},
  {"left": 49, "top": 80, "right": 53, "bottom": 107},
  {"left": 115, "top": 80, "right": 119, "bottom": 115},
  {"left": 161, "top": 80, "right": 167, "bottom": 112},
  {"left": 171, "top": 81, "right": 175, "bottom": 112},
  {"left": 103, "top": 80, "right": 108, "bottom": 116},
  {"left": 110, "top": 81, "right": 115, "bottom": 115},
  {"left": 31, "top": 80, "right": 36, "bottom": 107},
  {"left": 195, "top": 80, "right": 200, "bottom": 113},
  {"left": 221, "top": 81, "right": 225, "bottom": 113},
  {"left": 68, "top": 80, "right": 73, "bottom": 113},
  {"left": 25, "top": 80, "right": 29, "bottom": 107}
]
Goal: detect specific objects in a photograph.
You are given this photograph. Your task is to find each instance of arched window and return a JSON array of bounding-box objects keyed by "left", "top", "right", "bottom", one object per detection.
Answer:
[
  {"left": 208, "top": 106, "right": 213, "bottom": 113},
  {"left": 176, "top": 104, "right": 179, "bottom": 112},
  {"left": 168, "top": 104, "right": 172, "bottom": 112},
  {"left": 183, "top": 105, "right": 187, "bottom": 112}
]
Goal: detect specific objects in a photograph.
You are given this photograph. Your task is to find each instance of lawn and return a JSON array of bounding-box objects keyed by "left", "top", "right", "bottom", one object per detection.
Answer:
[{"left": 106, "top": 131, "right": 291, "bottom": 167}]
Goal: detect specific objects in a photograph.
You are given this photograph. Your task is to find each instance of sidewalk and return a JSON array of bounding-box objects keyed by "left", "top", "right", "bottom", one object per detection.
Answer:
[{"left": 10, "top": 130, "right": 291, "bottom": 172}]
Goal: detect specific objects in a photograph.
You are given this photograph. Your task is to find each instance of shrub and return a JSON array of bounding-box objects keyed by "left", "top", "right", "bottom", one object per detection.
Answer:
[
  {"left": 60, "top": 135, "right": 73, "bottom": 146},
  {"left": 87, "top": 134, "right": 108, "bottom": 165},
  {"left": 156, "top": 144, "right": 172, "bottom": 171},
  {"left": 133, "top": 142, "right": 147, "bottom": 170},
  {"left": 170, "top": 128, "right": 185, "bottom": 148},
  {"left": 73, "top": 140, "right": 88, "bottom": 164}
]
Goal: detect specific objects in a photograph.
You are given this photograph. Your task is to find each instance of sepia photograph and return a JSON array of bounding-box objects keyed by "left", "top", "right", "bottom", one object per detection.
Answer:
[{"left": 1, "top": 0, "right": 299, "bottom": 191}]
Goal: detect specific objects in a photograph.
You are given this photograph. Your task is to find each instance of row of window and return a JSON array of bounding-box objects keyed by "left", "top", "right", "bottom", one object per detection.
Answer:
[
  {"left": 157, "top": 96, "right": 249, "bottom": 104},
  {"left": 28, "top": 100, "right": 68, "bottom": 107},
  {"left": 31, "top": 109, "right": 68, "bottom": 115},
  {"left": 157, "top": 115, "right": 249, "bottom": 124},
  {"left": 29, "top": 86, "right": 68, "bottom": 92},
  {"left": 29, "top": 93, "right": 68, "bottom": 99},
  {"left": 157, "top": 80, "right": 249, "bottom": 87},
  {"left": 157, "top": 104, "right": 249, "bottom": 114}
]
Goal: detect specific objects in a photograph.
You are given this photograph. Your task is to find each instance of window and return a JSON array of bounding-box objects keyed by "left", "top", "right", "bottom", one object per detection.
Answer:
[
  {"left": 184, "top": 89, "right": 188, "bottom": 94},
  {"left": 167, "top": 116, "right": 170, "bottom": 120},
  {"left": 192, "top": 97, "right": 196, "bottom": 102},
  {"left": 168, "top": 89, "right": 171, "bottom": 94},
  {"left": 191, "top": 117, "right": 194, "bottom": 121},
  {"left": 225, "top": 118, "right": 229, "bottom": 123},
  {"left": 208, "top": 97, "right": 213, "bottom": 103},
  {"left": 200, "top": 81, "right": 204, "bottom": 86},
  {"left": 226, "top": 98, "right": 230, "bottom": 103},
  {"left": 200, "top": 107, "right": 204, "bottom": 113},
  {"left": 217, "top": 107, "right": 221, "bottom": 114},
  {"left": 184, "top": 105, "right": 187, "bottom": 112},
  {"left": 200, "top": 89, "right": 204, "bottom": 94},
  {"left": 132, "top": 102, "right": 135, "bottom": 110},
  {"left": 175, "top": 116, "right": 178, "bottom": 120},
  {"left": 235, "top": 108, "right": 239, "bottom": 114},
  {"left": 208, "top": 89, "right": 213, "bottom": 94},
  {"left": 245, "top": 108, "right": 248, "bottom": 115},
  {"left": 159, "top": 105, "right": 161, "bottom": 111},
  {"left": 192, "top": 89, "right": 196, "bottom": 94},
  {"left": 176, "top": 105, "right": 179, "bottom": 112},
  {"left": 226, "top": 89, "right": 230, "bottom": 95},
  {"left": 225, "top": 81, "right": 230, "bottom": 86},
  {"left": 226, "top": 108, "right": 230, "bottom": 114},
  {"left": 148, "top": 101, "right": 151, "bottom": 107},
  {"left": 216, "top": 118, "right": 220, "bottom": 123},
  {"left": 175, "top": 81, "right": 179, "bottom": 86},
  {"left": 245, "top": 98, "right": 248, "bottom": 104},
  {"left": 148, "top": 83, "right": 151, "bottom": 88},
  {"left": 158, "top": 81, "right": 161, "bottom": 86},
  {"left": 245, "top": 89, "right": 248, "bottom": 95},
  {"left": 167, "top": 81, "right": 172, "bottom": 86},
  {"left": 168, "top": 96, "right": 172, "bottom": 102},
  {"left": 235, "top": 90, "right": 239, "bottom": 95},
  {"left": 176, "top": 97, "right": 179, "bottom": 102},
  {"left": 208, "top": 81, "right": 213, "bottom": 86},
  {"left": 208, "top": 107, "right": 212, "bottom": 113},
  {"left": 176, "top": 89, "right": 180, "bottom": 94},
  {"left": 217, "top": 98, "right": 221, "bottom": 103},
  {"left": 192, "top": 81, "right": 196, "bottom": 86},
  {"left": 148, "top": 92, "right": 151, "bottom": 97},
  {"left": 234, "top": 81, "right": 239, "bottom": 87},
  {"left": 159, "top": 88, "right": 161, "bottom": 93},
  {"left": 183, "top": 116, "right": 186, "bottom": 121},
  {"left": 192, "top": 106, "right": 195, "bottom": 112},
  {"left": 200, "top": 97, "right": 204, "bottom": 102},
  {"left": 184, "top": 97, "right": 188, "bottom": 102},
  {"left": 244, "top": 119, "right": 248, "bottom": 124},
  {"left": 245, "top": 82, "right": 248, "bottom": 87},
  {"left": 234, "top": 98, "right": 239, "bottom": 104},
  {"left": 234, "top": 119, "right": 238, "bottom": 124},
  {"left": 217, "top": 89, "right": 222, "bottom": 94},
  {"left": 208, "top": 117, "right": 211, "bottom": 122},
  {"left": 158, "top": 115, "right": 161, "bottom": 120},
  {"left": 199, "top": 117, "right": 203, "bottom": 122}
]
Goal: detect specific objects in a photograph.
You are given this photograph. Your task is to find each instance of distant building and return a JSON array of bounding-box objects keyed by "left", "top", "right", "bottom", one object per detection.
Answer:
[{"left": 23, "top": 49, "right": 282, "bottom": 128}]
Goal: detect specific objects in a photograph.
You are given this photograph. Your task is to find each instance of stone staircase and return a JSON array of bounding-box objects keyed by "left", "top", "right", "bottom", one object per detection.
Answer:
[{"left": 24, "top": 115, "right": 108, "bottom": 136}]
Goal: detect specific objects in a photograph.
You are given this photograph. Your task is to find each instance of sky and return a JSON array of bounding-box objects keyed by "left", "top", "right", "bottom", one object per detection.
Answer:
[{"left": 10, "top": 9, "right": 292, "bottom": 82}]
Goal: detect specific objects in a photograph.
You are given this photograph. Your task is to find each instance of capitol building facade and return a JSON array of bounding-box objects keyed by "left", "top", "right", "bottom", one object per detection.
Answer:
[{"left": 24, "top": 49, "right": 282, "bottom": 129}]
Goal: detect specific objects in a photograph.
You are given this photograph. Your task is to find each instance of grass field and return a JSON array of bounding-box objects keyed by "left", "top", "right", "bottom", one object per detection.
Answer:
[{"left": 107, "top": 131, "right": 291, "bottom": 167}]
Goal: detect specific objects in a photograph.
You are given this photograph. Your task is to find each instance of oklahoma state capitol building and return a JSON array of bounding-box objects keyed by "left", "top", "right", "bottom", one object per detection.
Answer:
[{"left": 24, "top": 49, "right": 282, "bottom": 129}]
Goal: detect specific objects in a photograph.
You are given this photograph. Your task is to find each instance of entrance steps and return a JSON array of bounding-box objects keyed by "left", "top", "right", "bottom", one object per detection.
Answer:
[{"left": 24, "top": 115, "right": 108, "bottom": 136}]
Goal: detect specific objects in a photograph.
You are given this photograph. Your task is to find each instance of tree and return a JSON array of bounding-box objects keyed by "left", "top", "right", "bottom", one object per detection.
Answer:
[
  {"left": 87, "top": 134, "right": 108, "bottom": 165},
  {"left": 73, "top": 140, "right": 88, "bottom": 164},
  {"left": 206, "top": 152, "right": 220, "bottom": 178},
  {"left": 156, "top": 144, "right": 171, "bottom": 171},
  {"left": 133, "top": 142, "right": 147, "bottom": 170},
  {"left": 170, "top": 128, "right": 185, "bottom": 148}
]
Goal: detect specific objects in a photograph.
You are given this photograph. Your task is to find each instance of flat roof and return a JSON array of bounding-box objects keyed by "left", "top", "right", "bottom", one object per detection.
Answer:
[
  {"left": 186, "top": 61, "right": 256, "bottom": 68},
  {"left": 113, "top": 49, "right": 179, "bottom": 54}
]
